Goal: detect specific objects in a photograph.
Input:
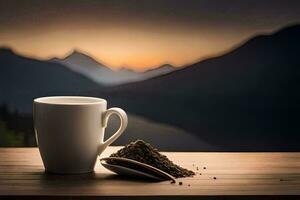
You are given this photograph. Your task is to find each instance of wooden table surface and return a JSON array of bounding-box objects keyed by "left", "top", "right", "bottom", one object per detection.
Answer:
[{"left": 0, "top": 148, "right": 299, "bottom": 199}]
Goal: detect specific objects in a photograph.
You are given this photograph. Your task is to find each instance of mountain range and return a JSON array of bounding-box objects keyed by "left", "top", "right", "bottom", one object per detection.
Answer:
[
  {"left": 0, "top": 46, "right": 196, "bottom": 151},
  {"left": 51, "top": 51, "right": 176, "bottom": 85},
  {"left": 99, "top": 24, "right": 300, "bottom": 151},
  {"left": 0, "top": 24, "right": 299, "bottom": 150},
  {"left": 0, "top": 48, "right": 175, "bottom": 111}
]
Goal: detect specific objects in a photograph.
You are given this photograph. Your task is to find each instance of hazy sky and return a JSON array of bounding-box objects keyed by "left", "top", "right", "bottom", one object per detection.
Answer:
[{"left": 0, "top": 0, "right": 300, "bottom": 70}]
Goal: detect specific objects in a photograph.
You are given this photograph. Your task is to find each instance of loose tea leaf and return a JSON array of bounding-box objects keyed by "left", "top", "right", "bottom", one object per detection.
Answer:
[{"left": 107, "top": 139, "right": 195, "bottom": 178}]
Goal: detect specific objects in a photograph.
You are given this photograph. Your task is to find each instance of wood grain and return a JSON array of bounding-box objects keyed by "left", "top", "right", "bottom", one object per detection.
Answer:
[{"left": 0, "top": 148, "right": 299, "bottom": 199}]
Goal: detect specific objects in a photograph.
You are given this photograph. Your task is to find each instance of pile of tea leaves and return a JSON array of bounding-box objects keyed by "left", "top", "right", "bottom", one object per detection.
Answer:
[{"left": 108, "top": 139, "right": 195, "bottom": 178}]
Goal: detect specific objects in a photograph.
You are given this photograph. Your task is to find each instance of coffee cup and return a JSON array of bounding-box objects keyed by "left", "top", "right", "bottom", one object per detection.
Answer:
[{"left": 33, "top": 96, "right": 127, "bottom": 174}]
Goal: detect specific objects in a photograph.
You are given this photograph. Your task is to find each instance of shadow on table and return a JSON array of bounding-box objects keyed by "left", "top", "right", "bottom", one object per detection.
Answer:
[{"left": 37, "top": 171, "right": 162, "bottom": 183}]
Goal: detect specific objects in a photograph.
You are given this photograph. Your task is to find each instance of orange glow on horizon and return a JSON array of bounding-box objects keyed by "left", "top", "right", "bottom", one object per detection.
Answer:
[
  {"left": 1, "top": 1, "right": 300, "bottom": 71},
  {"left": 0, "top": 21, "right": 288, "bottom": 71}
]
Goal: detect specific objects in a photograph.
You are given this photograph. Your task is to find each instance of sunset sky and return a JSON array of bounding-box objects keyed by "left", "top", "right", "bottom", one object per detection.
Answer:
[{"left": 0, "top": 0, "right": 300, "bottom": 71}]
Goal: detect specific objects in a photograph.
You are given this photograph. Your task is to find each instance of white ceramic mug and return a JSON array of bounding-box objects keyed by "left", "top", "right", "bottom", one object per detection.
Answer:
[{"left": 33, "top": 96, "right": 128, "bottom": 174}]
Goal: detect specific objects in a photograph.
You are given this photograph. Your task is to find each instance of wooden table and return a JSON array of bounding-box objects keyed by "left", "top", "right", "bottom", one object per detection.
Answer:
[{"left": 0, "top": 148, "right": 299, "bottom": 199}]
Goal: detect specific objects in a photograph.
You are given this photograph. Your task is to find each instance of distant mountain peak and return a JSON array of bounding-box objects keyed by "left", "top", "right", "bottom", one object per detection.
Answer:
[
  {"left": 273, "top": 23, "right": 300, "bottom": 35},
  {"left": 56, "top": 49, "right": 110, "bottom": 69},
  {"left": 158, "top": 63, "right": 175, "bottom": 69},
  {"left": 144, "top": 63, "right": 175, "bottom": 73},
  {"left": 64, "top": 49, "right": 94, "bottom": 60},
  {"left": 247, "top": 23, "right": 300, "bottom": 44},
  {"left": 0, "top": 47, "right": 15, "bottom": 55}
]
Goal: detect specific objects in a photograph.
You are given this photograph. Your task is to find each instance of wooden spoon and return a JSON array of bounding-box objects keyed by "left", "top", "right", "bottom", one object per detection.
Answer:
[{"left": 100, "top": 157, "right": 176, "bottom": 181}]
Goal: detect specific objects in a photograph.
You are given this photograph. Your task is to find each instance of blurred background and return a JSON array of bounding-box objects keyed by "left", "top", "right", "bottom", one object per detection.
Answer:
[{"left": 0, "top": 0, "right": 299, "bottom": 151}]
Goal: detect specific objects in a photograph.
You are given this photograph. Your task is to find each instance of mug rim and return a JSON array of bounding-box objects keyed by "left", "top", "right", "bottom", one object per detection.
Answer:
[{"left": 34, "top": 96, "right": 106, "bottom": 105}]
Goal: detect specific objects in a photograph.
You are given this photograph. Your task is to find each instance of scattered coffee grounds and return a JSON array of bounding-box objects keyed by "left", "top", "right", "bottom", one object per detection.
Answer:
[
  {"left": 213, "top": 177, "right": 217, "bottom": 180},
  {"left": 179, "top": 181, "right": 183, "bottom": 185},
  {"left": 108, "top": 139, "right": 195, "bottom": 178},
  {"left": 203, "top": 167, "right": 206, "bottom": 169}
]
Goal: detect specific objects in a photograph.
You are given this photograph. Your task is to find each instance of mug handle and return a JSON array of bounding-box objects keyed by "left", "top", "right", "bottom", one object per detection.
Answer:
[{"left": 98, "top": 107, "right": 128, "bottom": 155}]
